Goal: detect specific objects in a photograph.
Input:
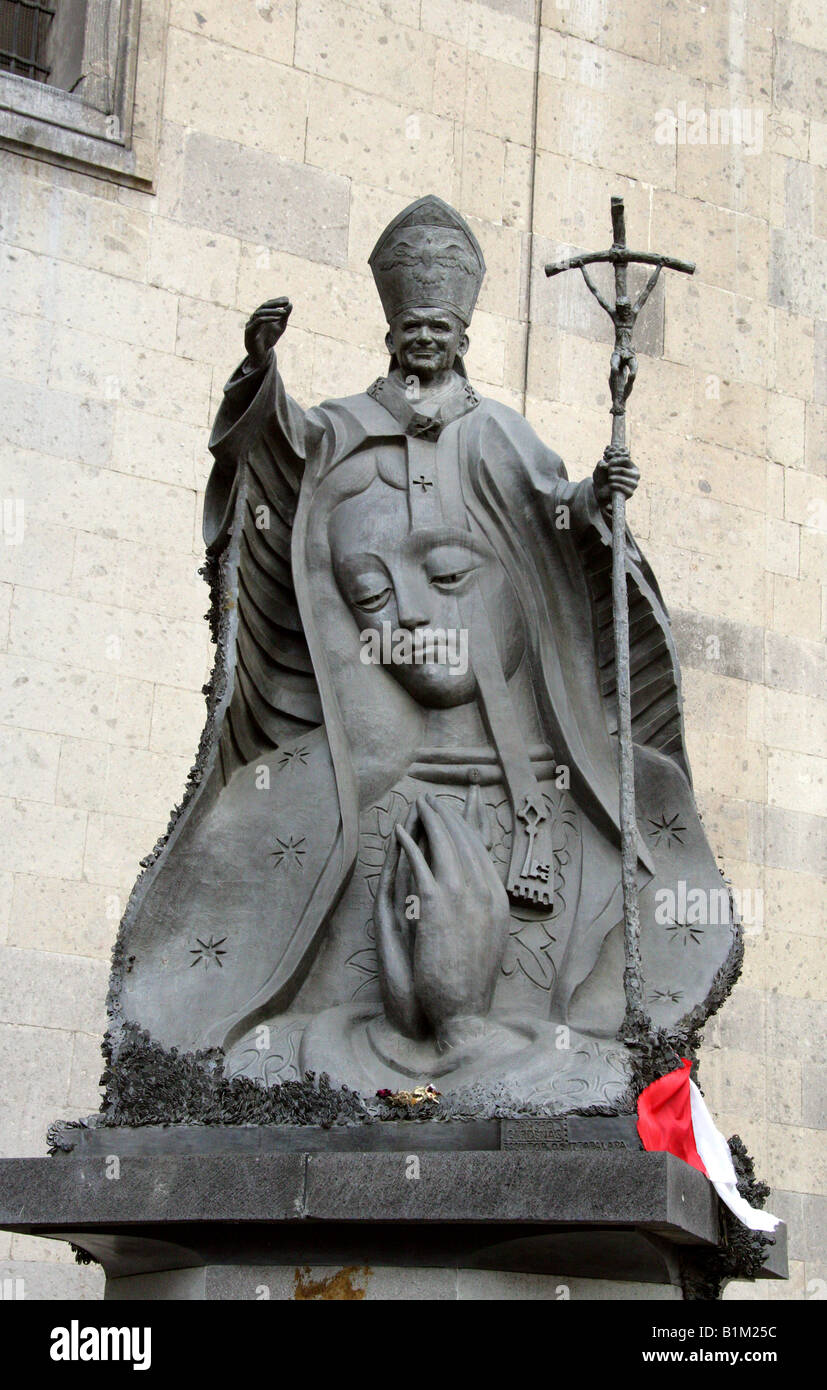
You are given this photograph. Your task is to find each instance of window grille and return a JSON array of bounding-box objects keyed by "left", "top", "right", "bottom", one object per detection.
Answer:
[
  {"left": 0, "top": 0, "right": 55, "bottom": 82},
  {"left": 0, "top": 0, "right": 152, "bottom": 186}
]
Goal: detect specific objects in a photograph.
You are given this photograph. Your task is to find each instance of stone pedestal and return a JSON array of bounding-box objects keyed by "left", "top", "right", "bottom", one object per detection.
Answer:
[
  {"left": 105, "top": 1265, "right": 684, "bottom": 1301},
  {"left": 0, "top": 1121, "right": 788, "bottom": 1300}
]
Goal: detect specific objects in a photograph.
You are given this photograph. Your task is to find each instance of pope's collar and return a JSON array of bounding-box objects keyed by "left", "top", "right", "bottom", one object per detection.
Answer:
[{"left": 367, "top": 371, "right": 479, "bottom": 440}]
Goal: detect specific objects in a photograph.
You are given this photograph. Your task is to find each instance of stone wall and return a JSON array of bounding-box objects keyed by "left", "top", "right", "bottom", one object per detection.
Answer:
[{"left": 0, "top": 0, "right": 823, "bottom": 1299}]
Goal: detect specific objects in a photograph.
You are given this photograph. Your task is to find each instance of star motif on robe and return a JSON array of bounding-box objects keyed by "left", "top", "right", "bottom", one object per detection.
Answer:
[
  {"left": 649, "top": 987, "right": 684, "bottom": 1005},
  {"left": 647, "top": 810, "right": 687, "bottom": 848},
  {"left": 189, "top": 935, "right": 227, "bottom": 969},
  {"left": 279, "top": 745, "right": 309, "bottom": 768},
  {"left": 271, "top": 834, "right": 307, "bottom": 870},
  {"left": 664, "top": 917, "right": 704, "bottom": 947}
]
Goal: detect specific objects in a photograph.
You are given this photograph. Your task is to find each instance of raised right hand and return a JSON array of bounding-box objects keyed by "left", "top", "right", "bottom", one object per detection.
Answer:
[{"left": 244, "top": 297, "right": 292, "bottom": 369}]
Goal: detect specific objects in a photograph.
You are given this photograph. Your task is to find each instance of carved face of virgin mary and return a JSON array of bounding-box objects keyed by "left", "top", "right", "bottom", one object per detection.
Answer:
[{"left": 329, "top": 471, "right": 526, "bottom": 709}]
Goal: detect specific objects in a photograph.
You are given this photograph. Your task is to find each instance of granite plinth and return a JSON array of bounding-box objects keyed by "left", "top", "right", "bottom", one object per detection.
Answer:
[
  {"left": 50, "top": 1114, "right": 640, "bottom": 1156},
  {"left": 0, "top": 1143, "right": 788, "bottom": 1293}
]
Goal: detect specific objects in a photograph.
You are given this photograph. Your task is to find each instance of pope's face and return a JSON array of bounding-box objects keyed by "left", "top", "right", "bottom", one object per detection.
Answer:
[
  {"left": 329, "top": 477, "right": 526, "bottom": 709},
  {"left": 385, "top": 307, "right": 468, "bottom": 382}
]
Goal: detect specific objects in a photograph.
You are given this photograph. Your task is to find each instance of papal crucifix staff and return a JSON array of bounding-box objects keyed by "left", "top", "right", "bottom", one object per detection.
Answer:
[{"left": 545, "top": 197, "right": 695, "bottom": 1037}]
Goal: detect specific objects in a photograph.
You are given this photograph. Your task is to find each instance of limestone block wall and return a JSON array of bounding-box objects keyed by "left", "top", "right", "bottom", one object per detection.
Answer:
[{"left": 0, "top": 0, "right": 823, "bottom": 1299}]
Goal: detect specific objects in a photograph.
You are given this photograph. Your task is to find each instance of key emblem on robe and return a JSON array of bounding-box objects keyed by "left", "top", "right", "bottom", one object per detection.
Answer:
[{"left": 517, "top": 794, "right": 551, "bottom": 884}]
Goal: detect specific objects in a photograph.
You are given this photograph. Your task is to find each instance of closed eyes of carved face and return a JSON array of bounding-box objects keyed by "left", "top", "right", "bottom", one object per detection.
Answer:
[
  {"left": 347, "top": 544, "right": 483, "bottom": 613},
  {"left": 349, "top": 571, "right": 392, "bottom": 613},
  {"left": 424, "top": 546, "right": 482, "bottom": 594},
  {"left": 328, "top": 483, "right": 526, "bottom": 708}
]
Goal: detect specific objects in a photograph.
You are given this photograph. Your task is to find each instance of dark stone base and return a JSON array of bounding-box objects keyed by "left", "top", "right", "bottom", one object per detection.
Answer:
[
  {"left": 0, "top": 1130, "right": 787, "bottom": 1297},
  {"left": 50, "top": 1113, "right": 642, "bottom": 1156},
  {"left": 104, "top": 1264, "right": 685, "bottom": 1301}
]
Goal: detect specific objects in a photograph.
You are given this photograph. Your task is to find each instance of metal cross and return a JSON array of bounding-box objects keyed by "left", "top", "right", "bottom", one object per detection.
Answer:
[
  {"left": 545, "top": 197, "right": 695, "bottom": 1039},
  {"left": 411, "top": 474, "right": 434, "bottom": 492}
]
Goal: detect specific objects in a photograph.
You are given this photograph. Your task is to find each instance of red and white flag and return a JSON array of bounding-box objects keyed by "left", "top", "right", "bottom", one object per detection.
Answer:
[{"left": 637, "top": 1058, "right": 779, "bottom": 1234}]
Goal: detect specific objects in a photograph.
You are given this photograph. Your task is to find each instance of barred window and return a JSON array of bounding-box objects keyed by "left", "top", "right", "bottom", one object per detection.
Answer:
[
  {"left": 0, "top": 0, "right": 91, "bottom": 97},
  {"left": 0, "top": 0, "right": 56, "bottom": 82},
  {"left": 0, "top": 0, "right": 160, "bottom": 186}
]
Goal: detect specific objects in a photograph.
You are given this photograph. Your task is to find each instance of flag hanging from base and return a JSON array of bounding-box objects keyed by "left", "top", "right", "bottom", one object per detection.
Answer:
[{"left": 637, "top": 1058, "right": 779, "bottom": 1234}]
